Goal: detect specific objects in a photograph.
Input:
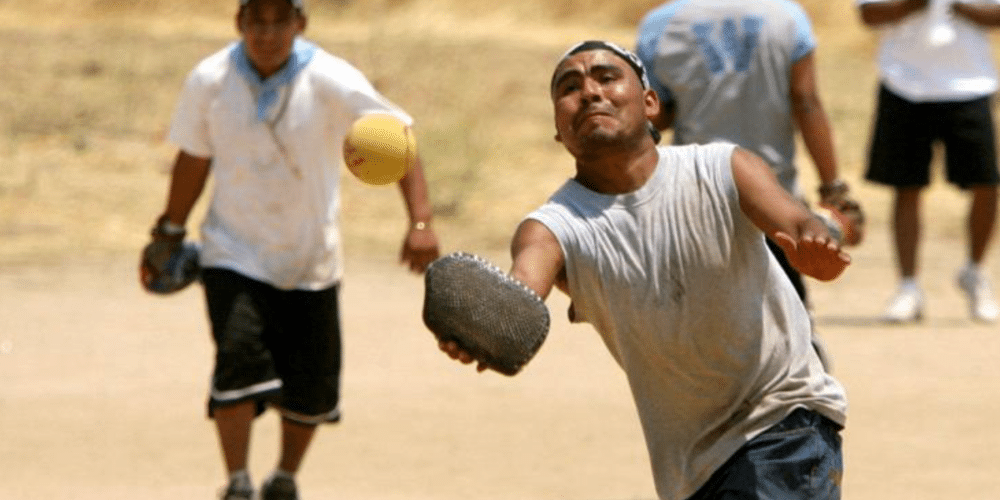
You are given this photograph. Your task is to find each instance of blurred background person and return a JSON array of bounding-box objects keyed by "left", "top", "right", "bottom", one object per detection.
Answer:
[{"left": 857, "top": 0, "right": 1000, "bottom": 323}]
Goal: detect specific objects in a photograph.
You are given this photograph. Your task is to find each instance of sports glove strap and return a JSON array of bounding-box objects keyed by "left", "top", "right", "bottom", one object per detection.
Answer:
[
  {"left": 152, "top": 214, "right": 186, "bottom": 240},
  {"left": 818, "top": 180, "right": 849, "bottom": 204}
]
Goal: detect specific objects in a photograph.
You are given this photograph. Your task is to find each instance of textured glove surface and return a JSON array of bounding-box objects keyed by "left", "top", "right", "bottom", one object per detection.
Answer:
[
  {"left": 140, "top": 238, "right": 200, "bottom": 295},
  {"left": 423, "top": 252, "right": 550, "bottom": 376}
]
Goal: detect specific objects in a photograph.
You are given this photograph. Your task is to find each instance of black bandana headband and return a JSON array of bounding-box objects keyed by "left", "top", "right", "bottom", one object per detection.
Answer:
[
  {"left": 551, "top": 40, "right": 652, "bottom": 91},
  {"left": 552, "top": 40, "right": 661, "bottom": 143}
]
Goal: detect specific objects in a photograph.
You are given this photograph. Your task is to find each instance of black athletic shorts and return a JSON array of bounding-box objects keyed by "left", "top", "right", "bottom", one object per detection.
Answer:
[
  {"left": 201, "top": 267, "right": 342, "bottom": 425},
  {"left": 865, "top": 84, "right": 1000, "bottom": 188}
]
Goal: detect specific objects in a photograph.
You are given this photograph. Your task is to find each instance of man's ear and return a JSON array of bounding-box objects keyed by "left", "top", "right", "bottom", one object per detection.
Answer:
[{"left": 644, "top": 88, "right": 659, "bottom": 120}]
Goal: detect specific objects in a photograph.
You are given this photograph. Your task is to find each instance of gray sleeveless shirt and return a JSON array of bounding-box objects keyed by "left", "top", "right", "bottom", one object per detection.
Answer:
[{"left": 527, "top": 143, "right": 846, "bottom": 499}]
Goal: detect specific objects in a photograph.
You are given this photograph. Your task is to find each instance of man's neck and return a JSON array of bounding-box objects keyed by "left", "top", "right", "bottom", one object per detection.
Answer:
[{"left": 573, "top": 142, "right": 659, "bottom": 195}]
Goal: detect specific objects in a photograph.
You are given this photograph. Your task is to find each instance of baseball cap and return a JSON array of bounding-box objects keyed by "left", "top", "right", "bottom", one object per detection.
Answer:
[{"left": 240, "top": 0, "right": 305, "bottom": 10}]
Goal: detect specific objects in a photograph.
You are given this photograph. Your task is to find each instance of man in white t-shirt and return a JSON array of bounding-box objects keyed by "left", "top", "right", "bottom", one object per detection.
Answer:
[
  {"left": 141, "top": 1, "right": 439, "bottom": 499},
  {"left": 441, "top": 41, "right": 850, "bottom": 500},
  {"left": 858, "top": 0, "right": 1000, "bottom": 323}
]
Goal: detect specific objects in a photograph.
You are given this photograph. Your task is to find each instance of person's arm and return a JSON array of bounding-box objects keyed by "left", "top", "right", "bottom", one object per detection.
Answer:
[
  {"left": 508, "top": 219, "right": 565, "bottom": 299},
  {"left": 438, "top": 218, "right": 565, "bottom": 371},
  {"left": 790, "top": 52, "right": 838, "bottom": 188},
  {"left": 953, "top": 2, "right": 1000, "bottom": 27},
  {"left": 731, "top": 148, "right": 850, "bottom": 281},
  {"left": 859, "top": 0, "right": 929, "bottom": 26},
  {"left": 161, "top": 150, "right": 212, "bottom": 227},
  {"left": 396, "top": 154, "right": 440, "bottom": 273}
]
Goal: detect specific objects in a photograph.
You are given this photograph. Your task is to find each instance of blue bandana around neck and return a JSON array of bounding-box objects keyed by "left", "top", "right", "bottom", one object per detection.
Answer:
[{"left": 231, "top": 38, "right": 317, "bottom": 121}]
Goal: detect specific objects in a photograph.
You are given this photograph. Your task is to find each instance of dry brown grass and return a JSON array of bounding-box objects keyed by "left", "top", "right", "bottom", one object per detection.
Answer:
[{"left": 0, "top": 0, "right": 973, "bottom": 267}]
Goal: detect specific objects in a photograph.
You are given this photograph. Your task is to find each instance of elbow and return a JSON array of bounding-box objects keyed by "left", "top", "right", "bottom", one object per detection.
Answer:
[
  {"left": 790, "top": 92, "right": 822, "bottom": 121},
  {"left": 859, "top": 12, "right": 881, "bottom": 26}
]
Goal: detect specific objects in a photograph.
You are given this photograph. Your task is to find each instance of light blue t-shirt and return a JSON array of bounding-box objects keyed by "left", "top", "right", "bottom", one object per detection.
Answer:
[{"left": 636, "top": 0, "right": 816, "bottom": 195}]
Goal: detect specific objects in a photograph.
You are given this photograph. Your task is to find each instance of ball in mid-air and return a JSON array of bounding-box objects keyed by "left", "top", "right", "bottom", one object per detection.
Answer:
[{"left": 343, "top": 113, "right": 416, "bottom": 185}]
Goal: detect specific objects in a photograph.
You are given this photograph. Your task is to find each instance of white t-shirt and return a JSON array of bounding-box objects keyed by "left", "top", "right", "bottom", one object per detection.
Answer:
[
  {"left": 858, "top": 0, "right": 999, "bottom": 101},
  {"left": 527, "top": 143, "right": 847, "bottom": 499},
  {"left": 169, "top": 39, "right": 412, "bottom": 290}
]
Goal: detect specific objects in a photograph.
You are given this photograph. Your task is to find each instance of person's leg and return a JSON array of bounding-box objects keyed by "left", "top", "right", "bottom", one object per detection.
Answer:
[
  {"left": 881, "top": 186, "right": 926, "bottom": 322},
  {"left": 864, "top": 86, "right": 932, "bottom": 322},
  {"left": 277, "top": 417, "right": 318, "bottom": 473},
  {"left": 202, "top": 268, "right": 283, "bottom": 498},
  {"left": 214, "top": 401, "right": 258, "bottom": 499},
  {"left": 262, "top": 284, "right": 343, "bottom": 500},
  {"left": 957, "top": 185, "right": 1000, "bottom": 322},
  {"left": 941, "top": 95, "right": 1000, "bottom": 322},
  {"left": 258, "top": 418, "right": 317, "bottom": 500},
  {"left": 215, "top": 401, "right": 258, "bottom": 473},
  {"left": 764, "top": 237, "right": 834, "bottom": 369},
  {"left": 893, "top": 186, "right": 922, "bottom": 279},
  {"left": 764, "top": 237, "right": 808, "bottom": 303},
  {"left": 969, "top": 184, "right": 998, "bottom": 264},
  {"left": 687, "top": 409, "right": 843, "bottom": 500}
]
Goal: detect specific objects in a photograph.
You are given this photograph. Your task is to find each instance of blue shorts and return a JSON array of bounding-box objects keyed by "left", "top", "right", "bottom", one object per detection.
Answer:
[
  {"left": 865, "top": 84, "right": 1000, "bottom": 189},
  {"left": 201, "top": 268, "right": 342, "bottom": 425},
  {"left": 688, "top": 408, "right": 844, "bottom": 500}
]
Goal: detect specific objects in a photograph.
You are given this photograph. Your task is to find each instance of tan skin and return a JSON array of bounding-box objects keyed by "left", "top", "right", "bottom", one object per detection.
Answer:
[
  {"left": 440, "top": 49, "right": 850, "bottom": 372},
  {"left": 150, "top": 0, "right": 439, "bottom": 478}
]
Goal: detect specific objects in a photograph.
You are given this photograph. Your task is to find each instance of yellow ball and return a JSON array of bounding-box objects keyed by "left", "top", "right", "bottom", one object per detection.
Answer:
[{"left": 343, "top": 113, "right": 416, "bottom": 186}]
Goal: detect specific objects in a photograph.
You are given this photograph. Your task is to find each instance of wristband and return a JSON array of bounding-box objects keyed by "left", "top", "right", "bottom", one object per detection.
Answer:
[
  {"left": 818, "top": 180, "right": 849, "bottom": 199},
  {"left": 153, "top": 215, "right": 186, "bottom": 238}
]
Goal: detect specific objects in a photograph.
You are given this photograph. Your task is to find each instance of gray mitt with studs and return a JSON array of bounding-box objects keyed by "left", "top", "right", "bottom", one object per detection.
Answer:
[{"left": 423, "top": 252, "right": 550, "bottom": 376}]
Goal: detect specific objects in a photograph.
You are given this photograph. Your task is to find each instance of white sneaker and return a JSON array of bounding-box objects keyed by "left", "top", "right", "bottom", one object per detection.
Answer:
[
  {"left": 219, "top": 471, "right": 253, "bottom": 500},
  {"left": 882, "top": 283, "right": 924, "bottom": 323},
  {"left": 957, "top": 265, "right": 1000, "bottom": 323}
]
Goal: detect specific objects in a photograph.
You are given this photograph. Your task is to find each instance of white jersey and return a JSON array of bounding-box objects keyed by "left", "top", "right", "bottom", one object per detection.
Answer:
[
  {"left": 636, "top": 0, "right": 816, "bottom": 195},
  {"left": 858, "top": 0, "right": 1000, "bottom": 101},
  {"left": 527, "top": 143, "right": 847, "bottom": 500},
  {"left": 169, "top": 38, "right": 411, "bottom": 290}
]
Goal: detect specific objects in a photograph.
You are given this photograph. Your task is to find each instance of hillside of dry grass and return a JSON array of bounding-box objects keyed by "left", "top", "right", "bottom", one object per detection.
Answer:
[{"left": 0, "top": 1, "right": 900, "bottom": 266}]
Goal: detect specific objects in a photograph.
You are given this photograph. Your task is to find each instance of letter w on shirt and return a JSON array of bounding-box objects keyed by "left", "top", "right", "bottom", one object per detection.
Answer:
[{"left": 692, "top": 16, "right": 763, "bottom": 74}]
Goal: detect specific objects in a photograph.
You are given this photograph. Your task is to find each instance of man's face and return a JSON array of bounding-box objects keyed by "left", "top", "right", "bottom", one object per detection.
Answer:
[
  {"left": 551, "top": 49, "right": 657, "bottom": 157},
  {"left": 237, "top": 0, "right": 306, "bottom": 78}
]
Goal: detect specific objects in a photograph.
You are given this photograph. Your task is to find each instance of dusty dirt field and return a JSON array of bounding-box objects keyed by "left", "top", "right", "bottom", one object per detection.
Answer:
[
  {"left": 2, "top": 2, "right": 999, "bottom": 499},
  {"left": 2, "top": 218, "right": 999, "bottom": 500}
]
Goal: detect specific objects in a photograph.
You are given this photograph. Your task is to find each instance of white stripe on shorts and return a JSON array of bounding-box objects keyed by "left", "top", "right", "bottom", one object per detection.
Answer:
[{"left": 211, "top": 378, "right": 282, "bottom": 403}]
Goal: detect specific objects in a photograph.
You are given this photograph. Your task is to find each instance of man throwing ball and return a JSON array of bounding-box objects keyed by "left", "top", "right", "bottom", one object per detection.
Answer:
[
  {"left": 440, "top": 41, "right": 848, "bottom": 499},
  {"left": 141, "top": 1, "right": 439, "bottom": 499}
]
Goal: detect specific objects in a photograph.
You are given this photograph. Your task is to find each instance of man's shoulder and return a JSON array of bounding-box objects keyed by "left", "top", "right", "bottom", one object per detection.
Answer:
[
  {"left": 661, "top": 142, "right": 735, "bottom": 157},
  {"left": 186, "top": 43, "right": 238, "bottom": 84},
  {"left": 659, "top": 142, "right": 737, "bottom": 180},
  {"left": 303, "top": 45, "right": 363, "bottom": 74},
  {"left": 299, "top": 44, "right": 376, "bottom": 89}
]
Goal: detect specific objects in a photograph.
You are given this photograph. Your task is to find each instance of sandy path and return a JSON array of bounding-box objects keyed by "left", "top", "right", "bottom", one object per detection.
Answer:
[{"left": 1, "top": 222, "right": 998, "bottom": 500}]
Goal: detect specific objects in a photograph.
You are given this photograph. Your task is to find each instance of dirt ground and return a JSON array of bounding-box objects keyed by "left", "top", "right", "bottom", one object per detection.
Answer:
[
  {"left": 2, "top": 215, "right": 999, "bottom": 500},
  {"left": 2, "top": 1, "right": 999, "bottom": 498}
]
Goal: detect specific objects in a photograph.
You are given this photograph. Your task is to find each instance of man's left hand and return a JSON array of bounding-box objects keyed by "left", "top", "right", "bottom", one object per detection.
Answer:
[
  {"left": 773, "top": 231, "right": 851, "bottom": 282},
  {"left": 400, "top": 223, "right": 440, "bottom": 273}
]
